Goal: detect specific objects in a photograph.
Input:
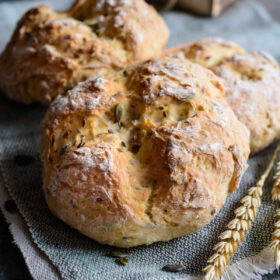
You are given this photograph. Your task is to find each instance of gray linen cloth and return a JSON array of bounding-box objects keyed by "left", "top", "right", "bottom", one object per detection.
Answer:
[{"left": 1, "top": 1, "right": 280, "bottom": 279}]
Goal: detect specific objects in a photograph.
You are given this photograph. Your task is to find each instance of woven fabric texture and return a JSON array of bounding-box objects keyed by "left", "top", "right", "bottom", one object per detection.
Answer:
[{"left": 1, "top": 1, "right": 280, "bottom": 279}]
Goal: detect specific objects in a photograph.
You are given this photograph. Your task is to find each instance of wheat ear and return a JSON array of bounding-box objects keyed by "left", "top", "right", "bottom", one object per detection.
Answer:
[
  {"left": 270, "top": 152, "right": 280, "bottom": 270},
  {"left": 203, "top": 144, "right": 280, "bottom": 280}
]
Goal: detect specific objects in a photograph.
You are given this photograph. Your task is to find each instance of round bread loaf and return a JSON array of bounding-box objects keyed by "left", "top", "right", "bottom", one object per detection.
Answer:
[
  {"left": 163, "top": 38, "right": 280, "bottom": 154},
  {"left": 41, "top": 57, "right": 250, "bottom": 247},
  {"left": 0, "top": 0, "right": 169, "bottom": 105}
]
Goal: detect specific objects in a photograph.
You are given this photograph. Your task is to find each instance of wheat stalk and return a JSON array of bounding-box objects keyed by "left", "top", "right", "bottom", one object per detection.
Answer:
[
  {"left": 270, "top": 209, "right": 280, "bottom": 270},
  {"left": 271, "top": 161, "right": 280, "bottom": 201},
  {"left": 270, "top": 153, "right": 280, "bottom": 270},
  {"left": 203, "top": 144, "right": 280, "bottom": 280}
]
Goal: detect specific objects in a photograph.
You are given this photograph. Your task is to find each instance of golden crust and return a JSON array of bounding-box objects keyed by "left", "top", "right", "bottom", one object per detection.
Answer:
[
  {"left": 41, "top": 57, "right": 249, "bottom": 247},
  {"left": 0, "top": 0, "right": 169, "bottom": 104},
  {"left": 164, "top": 38, "right": 280, "bottom": 154},
  {"left": 162, "top": 38, "right": 245, "bottom": 68}
]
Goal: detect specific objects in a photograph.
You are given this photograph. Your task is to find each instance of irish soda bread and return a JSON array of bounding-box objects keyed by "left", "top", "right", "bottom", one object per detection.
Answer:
[
  {"left": 41, "top": 57, "right": 250, "bottom": 247},
  {"left": 0, "top": 0, "right": 168, "bottom": 105},
  {"left": 164, "top": 38, "right": 280, "bottom": 154}
]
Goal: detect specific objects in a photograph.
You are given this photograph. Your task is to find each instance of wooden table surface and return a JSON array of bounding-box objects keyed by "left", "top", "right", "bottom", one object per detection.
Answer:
[{"left": 0, "top": 0, "right": 280, "bottom": 279}]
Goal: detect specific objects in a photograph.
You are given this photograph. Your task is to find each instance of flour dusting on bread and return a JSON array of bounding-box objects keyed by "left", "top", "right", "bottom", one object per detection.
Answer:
[{"left": 41, "top": 57, "right": 250, "bottom": 247}]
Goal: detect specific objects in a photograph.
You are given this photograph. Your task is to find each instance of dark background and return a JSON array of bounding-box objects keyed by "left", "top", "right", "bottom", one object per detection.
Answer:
[{"left": 0, "top": 0, "right": 280, "bottom": 279}]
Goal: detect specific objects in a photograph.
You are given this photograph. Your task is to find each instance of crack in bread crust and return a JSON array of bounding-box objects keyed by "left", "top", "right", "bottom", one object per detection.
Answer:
[{"left": 163, "top": 38, "right": 280, "bottom": 155}]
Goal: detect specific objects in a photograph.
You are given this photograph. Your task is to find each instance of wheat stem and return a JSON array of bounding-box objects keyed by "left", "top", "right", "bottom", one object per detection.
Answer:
[
  {"left": 270, "top": 146, "right": 280, "bottom": 270},
  {"left": 270, "top": 209, "right": 280, "bottom": 271},
  {"left": 204, "top": 144, "right": 280, "bottom": 280},
  {"left": 272, "top": 161, "right": 280, "bottom": 201}
]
